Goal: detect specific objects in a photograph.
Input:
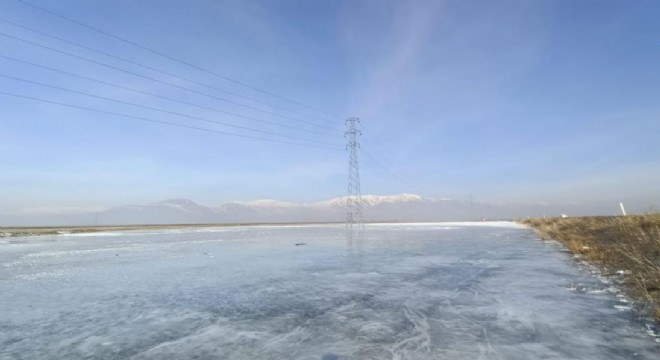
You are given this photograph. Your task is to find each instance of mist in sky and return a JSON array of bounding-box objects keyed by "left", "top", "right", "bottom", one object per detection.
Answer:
[{"left": 0, "top": 0, "right": 658, "bottom": 221}]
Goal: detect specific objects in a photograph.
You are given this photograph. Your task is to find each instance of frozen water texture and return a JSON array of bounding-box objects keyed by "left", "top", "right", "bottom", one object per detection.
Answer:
[{"left": 1, "top": 222, "right": 658, "bottom": 359}]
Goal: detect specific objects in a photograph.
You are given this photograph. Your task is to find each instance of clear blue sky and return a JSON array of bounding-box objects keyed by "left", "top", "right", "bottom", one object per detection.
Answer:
[{"left": 1, "top": 0, "right": 659, "bottom": 215}]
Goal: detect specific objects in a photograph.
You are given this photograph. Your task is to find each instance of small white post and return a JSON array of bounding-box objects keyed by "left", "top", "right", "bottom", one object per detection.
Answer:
[{"left": 619, "top": 202, "right": 627, "bottom": 216}]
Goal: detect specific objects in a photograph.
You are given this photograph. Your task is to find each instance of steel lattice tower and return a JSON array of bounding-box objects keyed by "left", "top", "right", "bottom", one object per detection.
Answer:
[{"left": 345, "top": 117, "right": 363, "bottom": 226}]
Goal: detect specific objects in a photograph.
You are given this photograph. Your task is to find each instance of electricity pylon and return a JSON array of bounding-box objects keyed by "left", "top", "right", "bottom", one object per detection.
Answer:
[{"left": 345, "top": 117, "right": 363, "bottom": 226}]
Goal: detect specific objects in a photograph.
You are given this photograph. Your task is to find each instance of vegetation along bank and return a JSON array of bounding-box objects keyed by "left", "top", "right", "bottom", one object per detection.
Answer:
[{"left": 522, "top": 214, "right": 660, "bottom": 321}]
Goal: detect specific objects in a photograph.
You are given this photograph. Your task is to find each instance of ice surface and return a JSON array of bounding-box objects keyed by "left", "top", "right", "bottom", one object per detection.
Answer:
[{"left": 1, "top": 222, "right": 658, "bottom": 359}]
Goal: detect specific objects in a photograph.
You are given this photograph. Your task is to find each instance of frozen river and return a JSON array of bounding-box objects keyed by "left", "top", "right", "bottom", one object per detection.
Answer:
[{"left": 1, "top": 222, "right": 658, "bottom": 359}]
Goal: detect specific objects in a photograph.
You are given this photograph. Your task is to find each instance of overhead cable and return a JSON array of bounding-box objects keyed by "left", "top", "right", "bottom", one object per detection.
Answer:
[
  {"left": 0, "top": 73, "right": 340, "bottom": 147},
  {"left": 0, "top": 16, "right": 337, "bottom": 124},
  {"left": 0, "top": 31, "right": 341, "bottom": 131},
  {"left": 360, "top": 148, "right": 412, "bottom": 188},
  {"left": 15, "top": 0, "right": 343, "bottom": 120},
  {"left": 0, "top": 53, "right": 334, "bottom": 136},
  {"left": 0, "top": 90, "right": 342, "bottom": 150}
]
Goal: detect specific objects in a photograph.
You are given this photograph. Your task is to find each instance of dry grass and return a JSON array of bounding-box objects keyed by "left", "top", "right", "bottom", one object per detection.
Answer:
[{"left": 521, "top": 214, "right": 660, "bottom": 320}]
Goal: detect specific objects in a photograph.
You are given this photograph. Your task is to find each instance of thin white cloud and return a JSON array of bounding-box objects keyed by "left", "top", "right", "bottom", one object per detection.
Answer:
[{"left": 346, "top": 0, "right": 442, "bottom": 119}]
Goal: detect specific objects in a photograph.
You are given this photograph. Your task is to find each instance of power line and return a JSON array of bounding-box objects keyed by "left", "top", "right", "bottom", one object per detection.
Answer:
[
  {"left": 15, "top": 0, "right": 343, "bottom": 120},
  {"left": 0, "top": 53, "right": 334, "bottom": 137},
  {"left": 0, "top": 90, "right": 342, "bottom": 150},
  {"left": 0, "top": 73, "right": 341, "bottom": 147},
  {"left": 359, "top": 122, "right": 413, "bottom": 187},
  {"left": 360, "top": 155, "right": 411, "bottom": 189},
  {"left": 360, "top": 148, "right": 412, "bottom": 188},
  {"left": 0, "top": 16, "right": 336, "bottom": 124},
  {"left": 360, "top": 123, "right": 398, "bottom": 168},
  {"left": 0, "top": 31, "right": 342, "bottom": 131}
]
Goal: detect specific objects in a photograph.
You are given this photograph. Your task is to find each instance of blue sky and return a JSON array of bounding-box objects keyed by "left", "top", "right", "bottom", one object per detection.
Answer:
[{"left": 0, "top": 0, "right": 659, "bottom": 215}]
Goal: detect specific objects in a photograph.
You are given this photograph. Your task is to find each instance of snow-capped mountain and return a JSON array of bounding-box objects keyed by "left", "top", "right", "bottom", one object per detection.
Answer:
[
  {"left": 2, "top": 194, "right": 619, "bottom": 226},
  {"left": 95, "top": 194, "right": 443, "bottom": 225},
  {"left": 318, "top": 194, "right": 427, "bottom": 207}
]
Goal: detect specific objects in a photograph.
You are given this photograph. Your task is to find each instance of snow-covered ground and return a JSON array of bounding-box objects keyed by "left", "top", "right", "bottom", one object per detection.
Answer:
[{"left": 1, "top": 222, "right": 658, "bottom": 359}]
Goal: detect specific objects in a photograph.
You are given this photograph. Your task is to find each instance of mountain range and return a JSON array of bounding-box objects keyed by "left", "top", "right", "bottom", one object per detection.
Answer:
[
  {"left": 2, "top": 193, "right": 624, "bottom": 226},
  {"left": 98, "top": 194, "right": 438, "bottom": 225}
]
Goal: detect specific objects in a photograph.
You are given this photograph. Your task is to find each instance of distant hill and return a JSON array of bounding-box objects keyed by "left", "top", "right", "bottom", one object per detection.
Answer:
[
  {"left": 1, "top": 194, "right": 623, "bottom": 226},
  {"left": 98, "top": 194, "right": 439, "bottom": 225}
]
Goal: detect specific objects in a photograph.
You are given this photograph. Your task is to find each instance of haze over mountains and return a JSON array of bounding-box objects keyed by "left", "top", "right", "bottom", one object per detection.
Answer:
[{"left": 1, "top": 194, "right": 633, "bottom": 227}]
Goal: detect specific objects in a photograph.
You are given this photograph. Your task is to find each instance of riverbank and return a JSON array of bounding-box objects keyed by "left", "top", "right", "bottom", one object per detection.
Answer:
[
  {"left": 521, "top": 214, "right": 660, "bottom": 320},
  {"left": 0, "top": 223, "right": 340, "bottom": 238},
  {"left": 0, "top": 224, "right": 231, "bottom": 238}
]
